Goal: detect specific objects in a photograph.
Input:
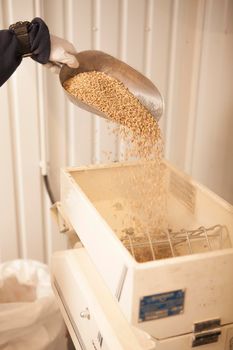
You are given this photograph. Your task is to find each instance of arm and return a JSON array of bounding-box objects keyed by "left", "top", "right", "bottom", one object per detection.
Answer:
[
  {"left": 0, "top": 17, "right": 79, "bottom": 87},
  {"left": 0, "top": 18, "right": 50, "bottom": 87},
  {"left": 0, "top": 29, "right": 21, "bottom": 86}
]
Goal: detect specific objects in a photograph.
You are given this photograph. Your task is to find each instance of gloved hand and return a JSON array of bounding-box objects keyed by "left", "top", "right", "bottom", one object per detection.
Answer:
[{"left": 45, "top": 34, "right": 79, "bottom": 74}]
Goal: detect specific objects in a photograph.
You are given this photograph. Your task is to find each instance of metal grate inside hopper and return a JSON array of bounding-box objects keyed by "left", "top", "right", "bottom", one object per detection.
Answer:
[{"left": 121, "top": 224, "right": 231, "bottom": 262}]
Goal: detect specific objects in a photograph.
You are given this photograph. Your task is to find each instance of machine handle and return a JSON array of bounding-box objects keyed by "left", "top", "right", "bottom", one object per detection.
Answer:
[{"left": 50, "top": 202, "right": 80, "bottom": 247}]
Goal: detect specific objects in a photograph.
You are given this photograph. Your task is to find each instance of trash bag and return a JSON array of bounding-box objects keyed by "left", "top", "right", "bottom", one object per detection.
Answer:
[{"left": 0, "top": 260, "right": 67, "bottom": 350}]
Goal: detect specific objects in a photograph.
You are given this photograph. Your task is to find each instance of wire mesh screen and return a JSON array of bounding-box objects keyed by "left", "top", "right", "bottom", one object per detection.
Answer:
[{"left": 121, "top": 225, "right": 231, "bottom": 262}]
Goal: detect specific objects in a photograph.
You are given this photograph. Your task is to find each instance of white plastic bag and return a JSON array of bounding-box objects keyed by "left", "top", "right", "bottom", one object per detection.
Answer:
[{"left": 0, "top": 260, "right": 67, "bottom": 350}]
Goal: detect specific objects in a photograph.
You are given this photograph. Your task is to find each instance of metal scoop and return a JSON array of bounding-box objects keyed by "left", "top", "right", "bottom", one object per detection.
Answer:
[{"left": 59, "top": 50, "right": 164, "bottom": 121}]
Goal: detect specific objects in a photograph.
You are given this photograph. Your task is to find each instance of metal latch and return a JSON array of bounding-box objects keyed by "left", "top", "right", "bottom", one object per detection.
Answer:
[
  {"left": 192, "top": 319, "right": 221, "bottom": 347},
  {"left": 51, "top": 202, "right": 72, "bottom": 233},
  {"left": 50, "top": 202, "right": 80, "bottom": 247}
]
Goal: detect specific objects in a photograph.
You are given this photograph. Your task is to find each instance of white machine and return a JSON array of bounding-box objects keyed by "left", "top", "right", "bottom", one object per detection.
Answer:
[{"left": 51, "top": 161, "right": 233, "bottom": 350}]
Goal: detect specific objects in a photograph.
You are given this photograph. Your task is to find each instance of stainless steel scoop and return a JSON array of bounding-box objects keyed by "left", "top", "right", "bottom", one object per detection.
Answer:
[{"left": 60, "top": 50, "right": 164, "bottom": 121}]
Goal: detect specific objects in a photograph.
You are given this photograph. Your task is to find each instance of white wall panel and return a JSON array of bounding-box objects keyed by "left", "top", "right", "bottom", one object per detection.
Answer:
[
  {"left": 1, "top": 0, "right": 46, "bottom": 261},
  {"left": 0, "top": 76, "right": 19, "bottom": 261},
  {"left": 68, "top": 0, "right": 94, "bottom": 166},
  {"left": 191, "top": 0, "right": 233, "bottom": 203},
  {"left": 150, "top": 0, "right": 172, "bottom": 134},
  {"left": 0, "top": 0, "right": 232, "bottom": 263},
  {"left": 96, "top": 0, "right": 120, "bottom": 163},
  {"left": 164, "top": 0, "right": 201, "bottom": 166},
  {"left": 0, "top": 1, "right": 19, "bottom": 262}
]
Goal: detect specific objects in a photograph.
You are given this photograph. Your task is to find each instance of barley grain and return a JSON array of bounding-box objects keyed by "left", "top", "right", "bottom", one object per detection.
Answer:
[{"left": 64, "top": 71, "right": 168, "bottom": 262}]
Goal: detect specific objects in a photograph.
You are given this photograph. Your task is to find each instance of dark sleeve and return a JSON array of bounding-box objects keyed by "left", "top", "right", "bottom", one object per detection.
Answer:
[
  {"left": 0, "top": 30, "right": 20, "bottom": 86},
  {"left": 0, "top": 17, "right": 50, "bottom": 87}
]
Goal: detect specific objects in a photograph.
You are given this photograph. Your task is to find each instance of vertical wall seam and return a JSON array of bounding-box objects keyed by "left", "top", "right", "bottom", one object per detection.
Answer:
[
  {"left": 64, "top": 0, "right": 76, "bottom": 166},
  {"left": 0, "top": 0, "right": 2, "bottom": 261},
  {"left": 34, "top": 0, "right": 50, "bottom": 263},
  {"left": 5, "top": 0, "right": 27, "bottom": 258},
  {"left": 118, "top": 0, "right": 128, "bottom": 62},
  {"left": 117, "top": 0, "right": 128, "bottom": 161},
  {"left": 0, "top": 0, "right": 20, "bottom": 260},
  {"left": 143, "top": 0, "right": 154, "bottom": 78},
  {"left": 61, "top": 0, "right": 69, "bottom": 167},
  {"left": 91, "top": 0, "right": 101, "bottom": 164},
  {"left": 184, "top": 0, "right": 206, "bottom": 174},
  {"left": 189, "top": 0, "right": 212, "bottom": 175},
  {"left": 164, "top": 0, "right": 179, "bottom": 160},
  {"left": 221, "top": 0, "right": 231, "bottom": 194}
]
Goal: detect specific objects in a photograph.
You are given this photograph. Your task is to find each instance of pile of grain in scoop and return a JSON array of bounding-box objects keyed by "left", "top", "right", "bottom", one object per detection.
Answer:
[
  {"left": 63, "top": 71, "right": 162, "bottom": 157},
  {"left": 64, "top": 71, "right": 168, "bottom": 262}
]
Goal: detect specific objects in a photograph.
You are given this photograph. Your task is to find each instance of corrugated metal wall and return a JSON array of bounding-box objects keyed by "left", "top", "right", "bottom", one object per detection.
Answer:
[{"left": 0, "top": 0, "right": 232, "bottom": 263}]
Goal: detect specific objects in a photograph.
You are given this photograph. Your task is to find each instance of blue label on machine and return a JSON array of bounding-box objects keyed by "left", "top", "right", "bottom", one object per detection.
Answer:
[{"left": 139, "top": 289, "right": 185, "bottom": 322}]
